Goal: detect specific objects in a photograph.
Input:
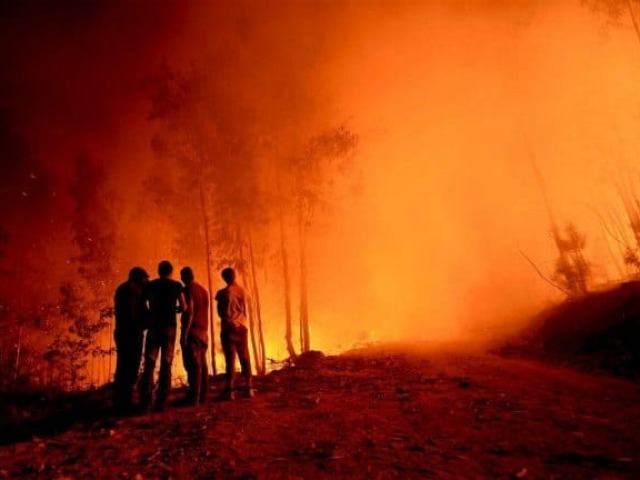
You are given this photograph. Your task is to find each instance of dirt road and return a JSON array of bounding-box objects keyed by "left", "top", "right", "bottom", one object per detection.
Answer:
[{"left": 2, "top": 344, "right": 640, "bottom": 479}]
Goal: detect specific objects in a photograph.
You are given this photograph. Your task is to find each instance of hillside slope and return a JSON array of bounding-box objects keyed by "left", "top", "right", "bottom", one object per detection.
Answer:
[{"left": 499, "top": 281, "right": 640, "bottom": 378}]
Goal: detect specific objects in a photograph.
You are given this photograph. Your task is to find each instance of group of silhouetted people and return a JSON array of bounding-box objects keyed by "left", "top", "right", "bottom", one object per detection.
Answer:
[{"left": 113, "top": 261, "right": 253, "bottom": 414}]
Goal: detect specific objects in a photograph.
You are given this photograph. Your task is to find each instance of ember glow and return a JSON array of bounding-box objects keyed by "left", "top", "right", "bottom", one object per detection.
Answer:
[{"left": 2, "top": 0, "right": 640, "bottom": 385}]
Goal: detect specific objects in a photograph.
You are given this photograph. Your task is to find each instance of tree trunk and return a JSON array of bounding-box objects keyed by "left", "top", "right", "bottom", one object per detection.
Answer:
[
  {"left": 13, "top": 323, "right": 23, "bottom": 385},
  {"left": 238, "top": 254, "right": 262, "bottom": 375},
  {"left": 279, "top": 208, "right": 297, "bottom": 359},
  {"left": 70, "top": 357, "right": 76, "bottom": 391},
  {"left": 297, "top": 201, "right": 311, "bottom": 353},
  {"left": 13, "top": 261, "right": 24, "bottom": 386},
  {"left": 527, "top": 141, "right": 577, "bottom": 293},
  {"left": 90, "top": 355, "right": 95, "bottom": 388},
  {"left": 108, "top": 316, "right": 113, "bottom": 384},
  {"left": 99, "top": 351, "right": 104, "bottom": 387},
  {"left": 198, "top": 182, "right": 217, "bottom": 375},
  {"left": 574, "top": 249, "right": 590, "bottom": 295},
  {"left": 247, "top": 229, "right": 266, "bottom": 374},
  {"left": 204, "top": 251, "right": 217, "bottom": 376}
]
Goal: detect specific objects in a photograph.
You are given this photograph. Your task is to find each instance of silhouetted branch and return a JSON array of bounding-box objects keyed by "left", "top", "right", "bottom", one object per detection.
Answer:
[
  {"left": 627, "top": 0, "right": 640, "bottom": 45},
  {"left": 518, "top": 247, "right": 570, "bottom": 295},
  {"left": 591, "top": 206, "right": 626, "bottom": 246}
]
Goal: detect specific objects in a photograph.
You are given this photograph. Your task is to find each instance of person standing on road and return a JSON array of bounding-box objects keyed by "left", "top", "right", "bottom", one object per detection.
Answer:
[
  {"left": 140, "top": 260, "right": 187, "bottom": 412},
  {"left": 215, "top": 267, "right": 253, "bottom": 400},
  {"left": 113, "top": 266, "right": 150, "bottom": 414},
  {"left": 180, "top": 266, "right": 210, "bottom": 406}
]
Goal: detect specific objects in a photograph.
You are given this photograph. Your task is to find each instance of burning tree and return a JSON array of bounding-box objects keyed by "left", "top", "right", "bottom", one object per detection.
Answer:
[{"left": 283, "top": 126, "right": 358, "bottom": 353}]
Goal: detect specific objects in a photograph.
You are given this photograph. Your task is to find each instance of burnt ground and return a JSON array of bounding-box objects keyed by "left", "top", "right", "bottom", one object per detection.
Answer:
[{"left": 2, "top": 343, "right": 640, "bottom": 479}]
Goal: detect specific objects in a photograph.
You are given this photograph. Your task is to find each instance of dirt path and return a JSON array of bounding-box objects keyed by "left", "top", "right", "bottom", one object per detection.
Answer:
[{"left": 2, "top": 344, "right": 640, "bottom": 479}]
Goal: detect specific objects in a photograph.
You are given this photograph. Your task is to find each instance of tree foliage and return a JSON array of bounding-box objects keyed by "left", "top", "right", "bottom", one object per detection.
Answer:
[{"left": 552, "top": 224, "right": 592, "bottom": 297}]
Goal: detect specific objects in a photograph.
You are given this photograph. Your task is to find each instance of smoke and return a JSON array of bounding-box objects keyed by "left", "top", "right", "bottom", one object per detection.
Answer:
[
  {"left": 307, "top": 0, "right": 640, "bottom": 346},
  {"left": 2, "top": 0, "right": 640, "bottom": 363}
]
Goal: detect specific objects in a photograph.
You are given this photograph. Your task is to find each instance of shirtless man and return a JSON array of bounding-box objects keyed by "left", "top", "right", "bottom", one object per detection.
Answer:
[
  {"left": 180, "top": 266, "right": 209, "bottom": 406},
  {"left": 215, "top": 267, "right": 253, "bottom": 400}
]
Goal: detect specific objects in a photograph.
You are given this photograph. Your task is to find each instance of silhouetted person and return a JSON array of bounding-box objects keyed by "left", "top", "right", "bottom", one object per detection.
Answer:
[
  {"left": 139, "top": 260, "right": 187, "bottom": 412},
  {"left": 113, "top": 266, "right": 150, "bottom": 413},
  {"left": 215, "top": 267, "right": 253, "bottom": 400},
  {"left": 180, "top": 266, "right": 209, "bottom": 406}
]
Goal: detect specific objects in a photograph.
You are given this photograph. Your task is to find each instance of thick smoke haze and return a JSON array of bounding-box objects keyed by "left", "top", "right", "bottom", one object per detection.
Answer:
[
  {"left": 311, "top": 0, "right": 640, "bottom": 346},
  {"left": 1, "top": 0, "right": 640, "bottom": 378}
]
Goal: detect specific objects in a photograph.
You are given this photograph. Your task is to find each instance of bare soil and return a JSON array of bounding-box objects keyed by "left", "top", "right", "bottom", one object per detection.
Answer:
[{"left": 2, "top": 343, "right": 640, "bottom": 479}]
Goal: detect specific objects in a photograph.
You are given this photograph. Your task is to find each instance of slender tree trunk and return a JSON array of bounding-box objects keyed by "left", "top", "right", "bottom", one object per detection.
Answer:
[
  {"left": 12, "top": 323, "right": 22, "bottom": 385},
  {"left": 69, "top": 357, "right": 74, "bottom": 391},
  {"left": 247, "top": 229, "right": 266, "bottom": 374},
  {"left": 299, "top": 313, "right": 304, "bottom": 354},
  {"left": 90, "top": 355, "right": 95, "bottom": 388},
  {"left": 574, "top": 248, "right": 590, "bottom": 295},
  {"left": 604, "top": 234, "right": 625, "bottom": 279},
  {"left": 247, "top": 298, "right": 261, "bottom": 375},
  {"left": 99, "top": 351, "right": 104, "bottom": 387},
  {"left": 279, "top": 208, "right": 297, "bottom": 359},
  {"left": 108, "top": 316, "right": 113, "bottom": 383},
  {"left": 527, "top": 139, "right": 578, "bottom": 292},
  {"left": 204, "top": 252, "right": 217, "bottom": 376},
  {"left": 297, "top": 200, "right": 311, "bottom": 353},
  {"left": 198, "top": 182, "right": 218, "bottom": 375},
  {"left": 238, "top": 252, "right": 262, "bottom": 375},
  {"left": 13, "top": 261, "right": 24, "bottom": 386}
]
